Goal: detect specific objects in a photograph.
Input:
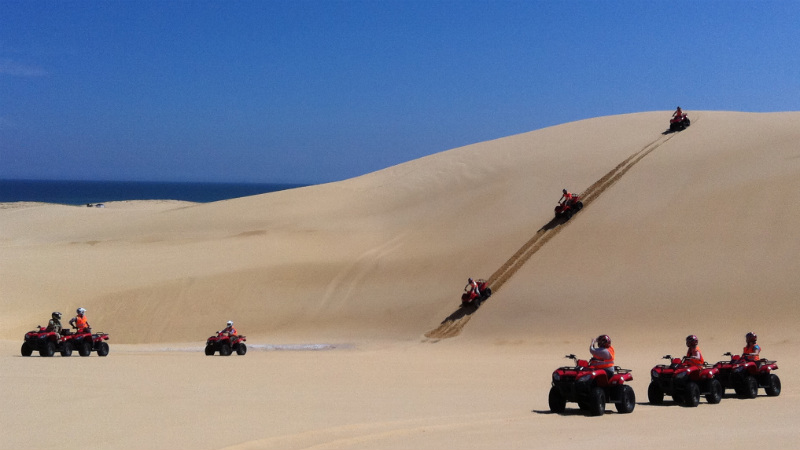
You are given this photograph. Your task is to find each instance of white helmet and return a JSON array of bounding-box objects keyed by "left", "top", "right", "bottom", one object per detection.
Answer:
[
  {"left": 227, "top": 321, "right": 233, "bottom": 327},
  {"left": 77, "top": 307, "right": 86, "bottom": 315}
]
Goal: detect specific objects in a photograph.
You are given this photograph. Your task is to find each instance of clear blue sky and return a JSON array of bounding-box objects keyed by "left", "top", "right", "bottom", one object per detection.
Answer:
[{"left": 2, "top": 1, "right": 798, "bottom": 184}]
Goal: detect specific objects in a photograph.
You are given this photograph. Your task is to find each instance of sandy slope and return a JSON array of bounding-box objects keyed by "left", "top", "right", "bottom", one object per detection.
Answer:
[{"left": 2, "top": 111, "right": 799, "bottom": 449}]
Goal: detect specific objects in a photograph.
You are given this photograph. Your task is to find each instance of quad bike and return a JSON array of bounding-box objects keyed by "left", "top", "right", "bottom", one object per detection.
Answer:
[
  {"left": 713, "top": 352, "right": 781, "bottom": 398},
  {"left": 205, "top": 331, "right": 247, "bottom": 356},
  {"left": 669, "top": 113, "right": 691, "bottom": 132},
  {"left": 548, "top": 354, "right": 636, "bottom": 416},
  {"left": 460, "top": 279, "right": 492, "bottom": 308},
  {"left": 554, "top": 195, "right": 583, "bottom": 220},
  {"left": 21, "top": 326, "right": 66, "bottom": 357},
  {"left": 648, "top": 355, "right": 723, "bottom": 407},
  {"left": 61, "top": 327, "right": 110, "bottom": 357}
]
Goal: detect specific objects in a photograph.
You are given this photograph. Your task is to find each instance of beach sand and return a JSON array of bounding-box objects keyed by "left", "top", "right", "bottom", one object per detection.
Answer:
[{"left": 2, "top": 111, "right": 799, "bottom": 449}]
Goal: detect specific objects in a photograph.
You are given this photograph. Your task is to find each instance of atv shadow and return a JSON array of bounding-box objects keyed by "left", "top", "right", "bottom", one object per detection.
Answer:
[
  {"left": 439, "top": 303, "right": 479, "bottom": 323},
  {"left": 532, "top": 408, "right": 625, "bottom": 416},
  {"left": 539, "top": 216, "right": 567, "bottom": 231}
]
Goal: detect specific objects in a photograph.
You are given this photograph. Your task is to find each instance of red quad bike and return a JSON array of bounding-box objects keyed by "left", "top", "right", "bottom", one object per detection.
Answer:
[
  {"left": 61, "top": 327, "right": 110, "bottom": 357},
  {"left": 21, "top": 326, "right": 65, "bottom": 357},
  {"left": 548, "top": 354, "right": 636, "bottom": 416},
  {"left": 205, "top": 332, "right": 247, "bottom": 356},
  {"left": 554, "top": 195, "right": 583, "bottom": 220},
  {"left": 669, "top": 113, "right": 691, "bottom": 132},
  {"left": 460, "top": 279, "right": 492, "bottom": 308},
  {"left": 20, "top": 326, "right": 109, "bottom": 357},
  {"left": 648, "top": 355, "right": 723, "bottom": 407},
  {"left": 713, "top": 352, "right": 781, "bottom": 399}
]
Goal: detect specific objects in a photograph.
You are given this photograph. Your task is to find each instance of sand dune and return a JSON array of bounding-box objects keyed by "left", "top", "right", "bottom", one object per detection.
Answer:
[{"left": 2, "top": 111, "right": 799, "bottom": 449}]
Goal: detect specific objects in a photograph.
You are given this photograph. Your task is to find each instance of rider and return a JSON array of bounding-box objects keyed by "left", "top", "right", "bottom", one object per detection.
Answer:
[
  {"left": 685, "top": 334, "right": 705, "bottom": 365},
  {"left": 465, "top": 277, "right": 481, "bottom": 299},
  {"left": 46, "top": 312, "right": 63, "bottom": 334},
  {"left": 672, "top": 106, "right": 684, "bottom": 120},
  {"left": 69, "top": 307, "right": 90, "bottom": 333},
  {"left": 559, "top": 189, "right": 574, "bottom": 207},
  {"left": 743, "top": 332, "right": 761, "bottom": 361},
  {"left": 222, "top": 320, "right": 238, "bottom": 337},
  {"left": 589, "top": 334, "right": 615, "bottom": 377}
]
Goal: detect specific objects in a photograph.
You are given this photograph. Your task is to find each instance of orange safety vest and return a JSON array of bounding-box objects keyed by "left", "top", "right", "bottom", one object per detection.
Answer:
[
  {"left": 224, "top": 326, "right": 238, "bottom": 336},
  {"left": 686, "top": 346, "right": 704, "bottom": 365},
  {"left": 75, "top": 315, "right": 89, "bottom": 331},
  {"left": 591, "top": 346, "right": 615, "bottom": 369},
  {"left": 743, "top": 344, "right": 760, "bottom": 361}
]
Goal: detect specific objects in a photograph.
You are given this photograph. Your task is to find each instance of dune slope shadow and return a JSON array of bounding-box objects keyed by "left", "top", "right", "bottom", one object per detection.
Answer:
[{"left": 423, "top": 131, "right": 681, "bottom": 341}]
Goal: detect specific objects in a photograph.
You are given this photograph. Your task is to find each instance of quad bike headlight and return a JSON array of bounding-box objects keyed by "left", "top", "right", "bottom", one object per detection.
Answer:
[
  {"left": 675, "top": 371, "right": 688, "bottom": 380},
  {"left": 577, "top": 373, "right": 593, "bottom": 382},
  {"left": 651, "top": 369, "right": 659, "bottom": 379},
  {"left": 552, "top": 373, "right": 560, "bottom": 381}
]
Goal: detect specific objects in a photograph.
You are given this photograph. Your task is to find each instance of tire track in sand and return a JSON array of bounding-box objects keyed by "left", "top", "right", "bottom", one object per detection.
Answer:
[{"left": 424, "top": 132, "right": 679, "bottom": 341}]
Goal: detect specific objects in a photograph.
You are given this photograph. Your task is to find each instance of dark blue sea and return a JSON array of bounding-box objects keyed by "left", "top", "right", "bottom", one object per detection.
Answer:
[{"left": 0, "top": 179, "right": 309, "bottom": 205}]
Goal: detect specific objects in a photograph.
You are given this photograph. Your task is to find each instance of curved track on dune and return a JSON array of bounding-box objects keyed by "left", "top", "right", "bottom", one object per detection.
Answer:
[{"left": 424, "top": 128, "right": 685, "bottom": 341}]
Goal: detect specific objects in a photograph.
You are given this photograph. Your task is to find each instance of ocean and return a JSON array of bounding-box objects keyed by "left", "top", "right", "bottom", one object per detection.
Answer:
[{"left": 0, "top": 179, "right": 309, "bottom": 205}]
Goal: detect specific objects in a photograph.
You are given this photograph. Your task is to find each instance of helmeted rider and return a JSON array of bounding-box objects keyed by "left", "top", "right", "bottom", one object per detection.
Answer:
[
  {"left": 685, "top": 334, "right": 704, "bottom": 365},
  {"left": 589, "top": 334, "right": 616, "bottom": 377},
  {"left": 743, "top": 332, "right": 761, "bottom": 361},
  {"left": 222, "top": 320, "right": 238, "bottom": 337},
  {"left": 69, "top": 307, "right": 90, "bottom": 333},
  {"left": 465, "top": 277, "right": 481, "bottom": 299},
  {"left": 46, "top": 312, "right": 63, "bottom": 334},
  {"left": 672, "top": 106, "right": 684, "bottom": 120}
]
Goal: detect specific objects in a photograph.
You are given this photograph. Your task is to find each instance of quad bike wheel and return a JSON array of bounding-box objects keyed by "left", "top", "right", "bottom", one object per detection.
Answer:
[
  {"left": 235, "top": 343, "right": 247, "bottom": 355},
  {"left": 40, "top": 340, "right": 55, "bottom": 357},
  {"left": 647, "top": 382, "right": 664, "bottom": 405},
  {"left": 765, "top": 374, "right": 781, "bottom": 397},
  {"left": 742, "top": 376, "right": 758, "bottom": 399},
  {"left": 21, "top": 342, "right": 33, "bottom": 357},
  {"left": 683, "top": 382, "right": 700, "bottom": 407},
  {"left": 79, "top": 340, "right": 92, "bottom": 357},
  {"left": 97, "top": 342, "right": 109, "bottom": 357},
  {"left": 548, "top": 387, "right": 566, "bottom": 413},
  {"left": 60, "top": 341, "right": 73, "bottom": 357},
  {"left": 615, "top": 385, "right": 636, "bottom": 414},
  {"left": 705, "top": 379, "right": 723, "bottom": 404},
  {"left": 204, "top": 345, "right": 215, "bottom": 356},
  {"left": 588, "top": 387, "right": 606, "bottom": 416},
  {"left": 219, "top": 343, "right": 232, "bottom": 356}
]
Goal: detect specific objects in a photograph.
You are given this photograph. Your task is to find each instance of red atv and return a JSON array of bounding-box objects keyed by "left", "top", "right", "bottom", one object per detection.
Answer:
[
  {"left": 548, "top": 354, "right": 636, "bottom": 416},
  {"left": 205, "top": 332, "right": 247, "bottom": 356},
  {"left": 669, "top": 113, "right": 691, "bottom": 132},
  {"left": 713, "top": 352, "right": 781, "bottom": 398},
  {"left": 460, "top": 279, "right": 492, "bottom": 308},
  {"left": 554, "top": 195, "right": 583, "bottom": 220},
  {"left": 21, "top": 326, "right": 67, "bottom": 357},
  {"left": 61, "top": 327, "right": 110, "bottom": 357},
  {"left": 648, "top": 355, "right": 723, "bottom": 407}
]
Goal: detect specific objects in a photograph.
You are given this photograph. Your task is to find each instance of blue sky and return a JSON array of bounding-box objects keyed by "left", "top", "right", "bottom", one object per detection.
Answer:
[{"left": 2, "top": 1, "right": 798, "bottom": 184}]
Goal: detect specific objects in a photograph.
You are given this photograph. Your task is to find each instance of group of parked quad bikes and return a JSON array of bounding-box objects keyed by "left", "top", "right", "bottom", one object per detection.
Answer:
[
  {"left": 548, "top": 334, "right": 780, "bottom": 417},
  {"left": 21, "top": 311, "right": 109, "bottom": 357}
]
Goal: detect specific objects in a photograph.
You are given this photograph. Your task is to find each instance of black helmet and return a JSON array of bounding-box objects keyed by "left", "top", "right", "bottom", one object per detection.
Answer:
[
  {"left": 562, "top": 189, "right": 567, "bottom": 194},
  {"left": 597, "top": 334, "right": 611, "bottom": 348},
  {"left": 686, "top": 335, "right": 698, "bottom": 347},
  {"left": 52, "top": 312, "right": 62, "bottom": 320},
  {"left": 746, "top": 332, "right": 757, "bottom": 344}
]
